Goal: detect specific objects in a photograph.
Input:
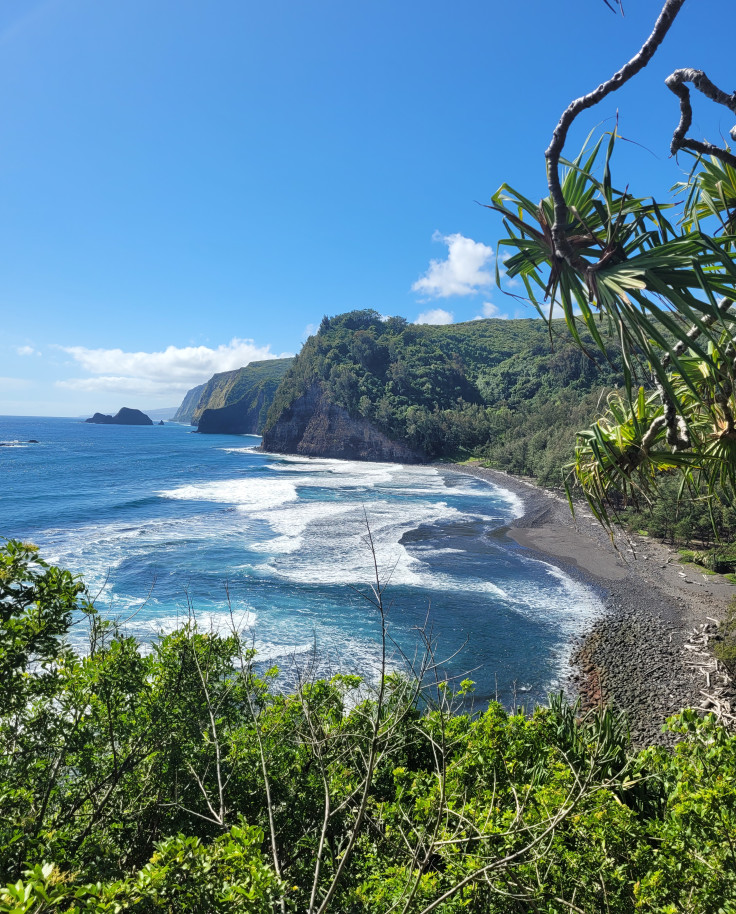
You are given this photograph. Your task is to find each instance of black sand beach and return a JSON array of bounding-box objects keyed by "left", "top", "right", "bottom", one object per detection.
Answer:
[{"left": 442, "top": 463, "right": 735, "bottom": 746}]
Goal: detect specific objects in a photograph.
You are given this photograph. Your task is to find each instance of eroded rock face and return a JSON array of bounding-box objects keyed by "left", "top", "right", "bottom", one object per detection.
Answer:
[
  {"left": 85, "top": 408, "right": 153, "bottom": 426},
  {"left": 261, "top": 384, "right": 425, "bottom": 463}
]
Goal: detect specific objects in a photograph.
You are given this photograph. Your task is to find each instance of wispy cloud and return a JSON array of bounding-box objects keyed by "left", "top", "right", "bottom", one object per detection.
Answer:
[
  {"left": 473, "top": 301, "right": 508, "bottom": 320},
  {"left": 16, "top": 345, "right": 39, "bottom": 356},
  {"left": 56, "top": 338, "right": 293, "bottom": 400},
  {"left": 412, "top": 232, "right": 494, "bottom": 299},
  {"left": 414, "top": 308, "right": 454, "bottom": 326}
]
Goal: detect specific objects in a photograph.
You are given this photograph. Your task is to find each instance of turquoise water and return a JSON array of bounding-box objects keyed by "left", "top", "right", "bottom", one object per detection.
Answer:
[{"left": 0, "top": 416, "right": 602, "bottom": 706}]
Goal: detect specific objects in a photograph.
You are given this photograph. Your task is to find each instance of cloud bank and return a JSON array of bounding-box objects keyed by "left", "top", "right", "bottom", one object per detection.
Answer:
[
  {"left": 412, "top": 232, "right": 494, "bottom": 299},
  {"left": 56, "top": 338, "right": 293, "bottom": 400}
]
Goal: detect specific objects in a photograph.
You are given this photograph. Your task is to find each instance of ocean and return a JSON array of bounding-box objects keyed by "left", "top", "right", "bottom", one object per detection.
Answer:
[{"left": 0, "top": 416, "right": 602, "bottom": 707}]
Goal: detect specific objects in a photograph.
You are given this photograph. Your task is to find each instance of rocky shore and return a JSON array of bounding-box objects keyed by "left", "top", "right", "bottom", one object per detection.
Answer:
[{"left": 442, "top": 462, "right": 735, "bottom": 747}]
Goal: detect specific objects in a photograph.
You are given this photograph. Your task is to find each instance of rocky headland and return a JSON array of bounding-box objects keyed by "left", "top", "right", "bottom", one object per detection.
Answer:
[{"left": 261, "top": 382, "right": 426, "bottom": 463}]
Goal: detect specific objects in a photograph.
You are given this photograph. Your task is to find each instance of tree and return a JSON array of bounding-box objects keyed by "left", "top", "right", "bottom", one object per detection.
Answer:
[{"left": 491, "top": 0, "right": 736, "bottom": 525}]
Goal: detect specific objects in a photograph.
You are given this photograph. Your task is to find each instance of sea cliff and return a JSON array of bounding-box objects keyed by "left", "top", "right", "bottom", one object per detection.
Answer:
[
  {"left": 260, "top": 310, "right": 622, "bottom": 471},
  {"left": 173, "top": 384, "right": 206, "bottom": 424},
  {"left": 174, "top": 358, "right": 293, "bottom": 433},
  {"left": 261, "top": 382, "right": 425, "bottom": 462}
]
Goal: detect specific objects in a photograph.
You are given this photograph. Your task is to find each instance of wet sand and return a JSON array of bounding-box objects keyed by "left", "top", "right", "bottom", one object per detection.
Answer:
[{"left": 440, "top": 462, "right": 734, "bottom": 746}]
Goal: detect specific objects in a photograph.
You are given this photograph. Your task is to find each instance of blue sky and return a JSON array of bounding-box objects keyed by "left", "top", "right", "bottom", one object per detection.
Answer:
[{"left": 1, "top": 0, "right": 734, "bottom": 415}]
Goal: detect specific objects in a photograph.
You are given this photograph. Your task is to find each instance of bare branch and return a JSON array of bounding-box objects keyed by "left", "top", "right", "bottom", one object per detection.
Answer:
[
  {"left": 545, "top": 0, "right": 686, "bottom": 262},
  {"left": 666, "top": 68, "right": 736, "bottom": 168}
]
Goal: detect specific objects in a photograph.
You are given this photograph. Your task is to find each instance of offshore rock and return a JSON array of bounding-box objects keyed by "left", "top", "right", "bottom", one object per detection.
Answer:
[
  {"left": 85, "top": 408, "right": 153, "bottom": 426},
  {"left": 261, "top": 383, "right": 426, "bottom": 463}
]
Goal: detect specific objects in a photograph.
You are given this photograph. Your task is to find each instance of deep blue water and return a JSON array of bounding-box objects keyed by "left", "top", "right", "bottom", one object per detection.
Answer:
[{"left": 0, "top": 416, "right": 602, "bottom": 707}]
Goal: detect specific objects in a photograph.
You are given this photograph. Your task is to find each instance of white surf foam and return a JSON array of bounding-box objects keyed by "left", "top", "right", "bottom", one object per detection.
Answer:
[
  {"left": 159, "top": 478, "right": 298, "bottom": 512},
  {"left": 137, "top": 607, "right": 257, "bottom": 637}
]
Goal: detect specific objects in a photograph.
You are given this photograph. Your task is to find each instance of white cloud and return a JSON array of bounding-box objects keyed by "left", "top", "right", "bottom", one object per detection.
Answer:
[
  {"left": 16, "top": 345, "right": 37, "bottom": 356},
  {"left": 302, "top": 323, "right": 318, "bottom": 341},
  {"left": 412, "top": 232, "right": 494, "bottom": 299},
  {"left": 473, "top": 301, "right": 508, "bottom": 320},
  {"left": 55, "top": 338, "right": 293, "bottom": 400},
  {"left": 414, "top": 308, "right": 454, "bottom": 326}
]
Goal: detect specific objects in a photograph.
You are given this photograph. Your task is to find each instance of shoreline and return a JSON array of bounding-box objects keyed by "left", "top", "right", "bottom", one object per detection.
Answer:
[{"left": 439, "top": 462, "right": 735, "bottom": 746}]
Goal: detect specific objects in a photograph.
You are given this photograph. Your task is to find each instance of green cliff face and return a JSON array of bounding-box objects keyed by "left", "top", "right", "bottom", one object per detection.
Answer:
[
  {"left": 172, "top": 383, "right": 207, "bottom": 424},
  {"left": 174, "top": 359, "right": 294, "bottom": 434},
  {"left": 262, "top": 310, "right": 623, "bottom": 474}
]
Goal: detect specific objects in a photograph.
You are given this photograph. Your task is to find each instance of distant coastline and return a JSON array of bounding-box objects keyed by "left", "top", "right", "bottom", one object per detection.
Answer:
[{"left": 442, "top": 462, "right": 734, "bottom": 746}]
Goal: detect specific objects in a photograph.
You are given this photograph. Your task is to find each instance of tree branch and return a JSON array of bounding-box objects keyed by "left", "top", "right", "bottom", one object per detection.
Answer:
[
  {"left": 665, "top": 68, "right": 736, "bottom": 168},
  {"left": 545, "top": 0, "right": 687, "bottom": 262}
]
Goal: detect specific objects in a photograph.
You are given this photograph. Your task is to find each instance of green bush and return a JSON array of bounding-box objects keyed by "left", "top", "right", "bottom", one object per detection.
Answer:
[{"left": 3, "top": 540, "right": 736, "bottom": 912}]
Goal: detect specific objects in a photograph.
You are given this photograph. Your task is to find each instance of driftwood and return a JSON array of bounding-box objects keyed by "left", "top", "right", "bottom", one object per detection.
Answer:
[{"left": 685, "top": 620, "right": 735, "bottom": 728}]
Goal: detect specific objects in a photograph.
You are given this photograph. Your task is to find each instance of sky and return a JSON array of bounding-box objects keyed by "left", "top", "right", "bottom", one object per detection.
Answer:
[{"left": 1, "top": 0, "right": 734, "bottom": 415}]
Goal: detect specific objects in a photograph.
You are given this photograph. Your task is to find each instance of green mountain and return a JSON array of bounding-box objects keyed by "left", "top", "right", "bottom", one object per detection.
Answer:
[
  {"left": 262, "top": 310, "right": 623, "bottom": 478},
  {"left": 174, "top": 358, "right": 294, "bottom": 434}
]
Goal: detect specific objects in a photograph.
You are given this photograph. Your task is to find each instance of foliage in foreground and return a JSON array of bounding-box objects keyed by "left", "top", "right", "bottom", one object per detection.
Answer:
[
  {"left": 2, "top": 540, "right": 736, "bottom": 913},
  {"left": 491, "top": 0, "right": 736, "bottom": 527}
]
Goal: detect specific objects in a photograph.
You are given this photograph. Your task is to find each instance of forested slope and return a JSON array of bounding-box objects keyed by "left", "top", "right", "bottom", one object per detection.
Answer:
[{"left": 262, "top": 310, "right": 622, "bottom": 479}]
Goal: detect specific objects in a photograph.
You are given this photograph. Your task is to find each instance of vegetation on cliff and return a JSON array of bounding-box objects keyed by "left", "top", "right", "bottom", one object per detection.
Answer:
[
  {"left": 174, "top": 359, "right": 293, "bottom": 432},
  {"left": 262, "top": 311, "right": 622, "bottom": 478},
  {"left": 3, "top": 540, "right": 736, "bottom": 913}
]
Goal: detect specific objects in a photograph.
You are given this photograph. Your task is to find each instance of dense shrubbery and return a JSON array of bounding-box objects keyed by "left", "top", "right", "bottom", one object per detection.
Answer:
[
  {"left": 620, "top": 475, "right": 736, "bottom": 547},
  {"left": 264, "top": 310, "right": 622, "bottom": 476},
  {"left": 2, "top": 541, "right": 736, "bottom": 912}
]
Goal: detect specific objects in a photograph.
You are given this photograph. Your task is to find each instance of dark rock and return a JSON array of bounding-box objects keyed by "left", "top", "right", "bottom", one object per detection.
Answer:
[
  {"left": 85, "top": 408, "right": 153, "bottom": 426},
  {"left": 158, "top": 420, "right": 165, "bottom": 426},
  {"left": 198, "top": 385, "right": 272, "bottom": 435},
  {"left": 261, "top": 383, "right": 427, "bottom": 463}
]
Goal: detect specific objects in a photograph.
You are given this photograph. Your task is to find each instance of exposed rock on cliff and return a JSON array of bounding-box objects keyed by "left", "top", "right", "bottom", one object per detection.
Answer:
[
  {"left": 261, "top": 383, "right": 426, "bottom": 463},
  {"left": 85, "top": 408, "right": 153, "bottom": 426}
]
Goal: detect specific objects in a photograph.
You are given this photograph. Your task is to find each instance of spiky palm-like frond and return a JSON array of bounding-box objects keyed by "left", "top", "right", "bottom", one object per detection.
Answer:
[{"left": 490, "top": 135, "right": 736, "bottom": 524}]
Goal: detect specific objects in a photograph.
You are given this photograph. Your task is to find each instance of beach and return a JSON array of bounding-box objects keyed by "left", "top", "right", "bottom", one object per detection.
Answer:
[{"left": 444, "top": 463, "right": 735, "bottom": 746}]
